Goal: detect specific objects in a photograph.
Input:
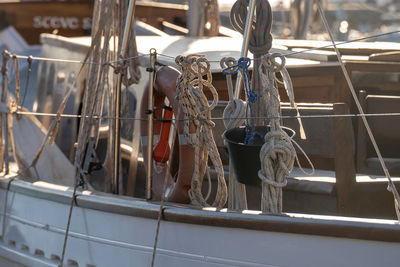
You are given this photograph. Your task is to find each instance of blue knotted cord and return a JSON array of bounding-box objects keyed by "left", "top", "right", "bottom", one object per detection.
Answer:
[
  {"left": 222, "top": 57, "right": 261, "bottom": 145},
  {"left": 244, "top": 125, "right": 265, "bottom": 145}
]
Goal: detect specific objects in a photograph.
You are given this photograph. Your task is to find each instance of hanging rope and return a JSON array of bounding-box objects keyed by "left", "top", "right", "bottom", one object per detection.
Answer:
[
  {"left": 118, "top": 0, "right": 141, "bottom": 87},
  {"left": 223, "top": 57, "right": 262, "bottom": 145},
  {"left": 220, "top": 57, "right": 248, "bottom": 210},
  {"left": 231, "top": 0, "right": 273, "bottom": 125},
  {"left": 221, "top": 57, "right": 246, "bottom": 129},
  {"left": 258, "top": 53, "right": 296, "bottom": 213},
  {"left": 175, "top": 55, "right": 227, "bottom": 208},
  {"left": 60, "top": 0, "right": 116, "bottom": 262},
  {"left": 60, "top": 0, "right": 142, "bottom": 264}
]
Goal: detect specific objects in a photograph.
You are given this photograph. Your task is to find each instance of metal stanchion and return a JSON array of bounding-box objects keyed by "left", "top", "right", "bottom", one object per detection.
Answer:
[
  {"left": 233, "top": 0, "right": 256, "bottom": 100},
  {"left": 146, "top": 49, "right": 157, "bottom": 200}
]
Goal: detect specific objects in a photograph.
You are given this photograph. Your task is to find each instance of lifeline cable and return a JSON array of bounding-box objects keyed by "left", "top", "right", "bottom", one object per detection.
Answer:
[{"left": 6, "top": 29, "right": 398, "bottom": 66}]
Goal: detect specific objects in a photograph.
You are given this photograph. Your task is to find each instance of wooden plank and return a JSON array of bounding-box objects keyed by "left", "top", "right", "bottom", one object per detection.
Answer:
[
  {"left": 356, "top": 91, "right": 368, "bottom": 174},
  {"left": 369, "top": 51, "right": 400, "bottom": 62},
  {"left": 333, "top": 103, "right": 356, "bottom": 216},
  {"left": 281, "top": 106, "right": 336, "bottom": 158},
  {"left": 161, "top": 21, "right": 188, "bottom": 35},
  {"left": 291, "top": 48, "right": 338, "bottom": 62},
  {"left": 135, "top": 1, "right": 187, "bottom": 30},
  {"left": 355, "top": 83, "right": 400, "bottom": 93},
  {"left": 279, "top": 86, "right": 334, "bottom": 104},
  {"left": 287, "top": 64, "right": 340, "bottom": 77},
  {"left": 274, "top": 39, "right": 400, "bottom": 56},
  {"left": 290, "top": 75, "right": 336, "bottom": 88},
  {"left": 365, "top": 94, "right": 400, "bottom": 153},
  {"left": 345, "top": 61, "right": 400, "bottom": 73}
]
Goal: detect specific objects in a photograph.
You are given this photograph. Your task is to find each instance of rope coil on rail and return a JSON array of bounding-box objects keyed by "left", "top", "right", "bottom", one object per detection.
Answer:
[{"left": 175, "top": 55, "right": 227, "bottom": 208}]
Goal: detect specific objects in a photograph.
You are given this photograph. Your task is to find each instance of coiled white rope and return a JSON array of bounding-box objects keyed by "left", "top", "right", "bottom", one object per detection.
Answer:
[
  {"left": 220, "top": 57, "right": 248, "bottom": 210},
  {"left": 258, "top": 53, "right": 296, "bottom": 213},
  {"left": 223, "top": 98, "right": 247, "bottom": 129},
  {"left": 175, "top": 55, "right": 227, "bottom": 208},
  {"left": 220, "top": 57, "right": 247, "bottom": 130}
]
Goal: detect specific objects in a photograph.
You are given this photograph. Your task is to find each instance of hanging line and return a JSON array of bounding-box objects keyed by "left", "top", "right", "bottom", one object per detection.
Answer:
[{"left": 222, "top": 57, "right": 263, "bottom": 145}]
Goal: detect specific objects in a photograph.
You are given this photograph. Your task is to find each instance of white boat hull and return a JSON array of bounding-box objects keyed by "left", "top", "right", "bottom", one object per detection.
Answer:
[{"left": 0, "top": 178, "right": 399, "bottom": 267}]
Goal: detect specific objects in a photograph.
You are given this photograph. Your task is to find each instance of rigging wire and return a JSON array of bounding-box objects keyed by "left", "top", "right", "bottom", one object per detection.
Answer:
[
  {"left": 158, "top": 30, "right": 400, "bottom": 63},
  {"left": 284, "top": 30, "right": 400, "bottom": 57},
  {"left": 11, "top": 110, "right": 400, "bottom": 121},
  {"left": 4, "top": 30, "right": 400, "bottom": 66},
  {"left": 11, "top": 53, "right": 149, "bottom": 66}
]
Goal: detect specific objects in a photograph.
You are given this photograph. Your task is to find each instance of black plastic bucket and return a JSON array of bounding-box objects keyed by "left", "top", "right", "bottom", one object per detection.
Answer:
[{"left": 224, "top": 126, "right": 295, "bottom": 186}]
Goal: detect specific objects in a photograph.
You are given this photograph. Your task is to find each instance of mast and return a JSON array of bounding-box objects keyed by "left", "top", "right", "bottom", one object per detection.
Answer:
[{"left": 233, "top": 0, "right": 256, "bottom": 100}]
